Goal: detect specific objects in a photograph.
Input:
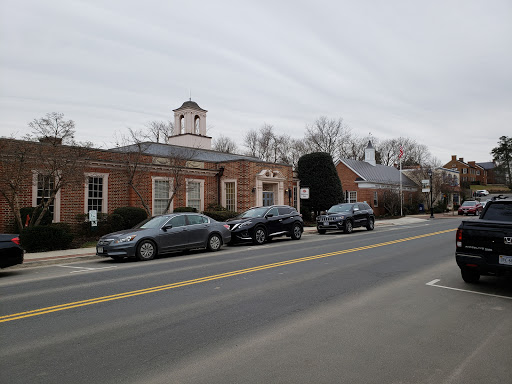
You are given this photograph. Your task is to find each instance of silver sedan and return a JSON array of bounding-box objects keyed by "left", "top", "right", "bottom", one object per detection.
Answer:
[{"left": 96, "top": 213, "right": 231, "bottom": 262}]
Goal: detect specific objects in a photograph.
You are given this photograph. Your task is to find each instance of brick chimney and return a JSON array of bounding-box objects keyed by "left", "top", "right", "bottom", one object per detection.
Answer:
[
  {"left": 458, "top": 157, "right": 464, "bottom": 162},
  {"left": 451, "top": 155, "right": 456, "bottom": 161}
]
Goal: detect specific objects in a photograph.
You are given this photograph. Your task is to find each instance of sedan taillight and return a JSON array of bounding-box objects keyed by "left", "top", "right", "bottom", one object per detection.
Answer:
[{"left": 11, "top": 237, "right": 21, "bottom": 245}]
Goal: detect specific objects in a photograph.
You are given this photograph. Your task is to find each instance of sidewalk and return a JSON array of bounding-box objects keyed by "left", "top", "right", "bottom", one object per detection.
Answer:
[{"left": 18, "top": 213, "right": 457, "bottom": 266}]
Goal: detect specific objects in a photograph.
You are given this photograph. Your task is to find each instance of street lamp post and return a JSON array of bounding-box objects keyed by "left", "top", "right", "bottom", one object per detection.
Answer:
[{"left": 428, "top": 168, "right": 434, "bottom": 219}]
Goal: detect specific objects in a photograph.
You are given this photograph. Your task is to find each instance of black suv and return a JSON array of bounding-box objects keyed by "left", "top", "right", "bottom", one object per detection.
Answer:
[
  {"left": 316, "top": 202, "right": 375, "bottom": 234},
  {"left": 227, "top": 205, "right": 303, "bottom": 245}
]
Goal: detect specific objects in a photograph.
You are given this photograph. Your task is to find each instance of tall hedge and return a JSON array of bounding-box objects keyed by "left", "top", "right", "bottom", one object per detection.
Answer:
[
  {"left": 20, "top": 224, "right": 74, "bottom": 252},
  {"left": 297, "top": 152, "right": 343, "bottom": 218},
  {"left": 112, "top": 207, "right": 148, "bottom": 229}
]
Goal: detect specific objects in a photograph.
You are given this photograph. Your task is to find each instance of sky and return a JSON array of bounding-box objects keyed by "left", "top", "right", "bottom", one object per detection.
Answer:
[{"left": 1, "top": 0, "right": 511, "bottom": 163}]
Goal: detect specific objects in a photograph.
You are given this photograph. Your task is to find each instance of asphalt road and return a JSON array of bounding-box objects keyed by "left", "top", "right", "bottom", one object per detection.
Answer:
[{"left": 1, "top": 217, "right": 511, "bottom": 383}]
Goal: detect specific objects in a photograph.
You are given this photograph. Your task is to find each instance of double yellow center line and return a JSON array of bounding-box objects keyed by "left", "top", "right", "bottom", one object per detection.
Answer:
[{"left": 1, "top": 229, "right": 455, "bottom": 323}]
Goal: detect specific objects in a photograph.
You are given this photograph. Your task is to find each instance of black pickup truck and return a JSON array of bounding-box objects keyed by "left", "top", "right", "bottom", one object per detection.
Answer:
[{"left": 455, "top": 199, "right": 512, "bottom": 283}]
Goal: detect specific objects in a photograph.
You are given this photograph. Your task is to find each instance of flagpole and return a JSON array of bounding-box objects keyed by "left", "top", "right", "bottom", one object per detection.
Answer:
[{"left": 400, "top": 147, "right": 403, "bottom": 217}]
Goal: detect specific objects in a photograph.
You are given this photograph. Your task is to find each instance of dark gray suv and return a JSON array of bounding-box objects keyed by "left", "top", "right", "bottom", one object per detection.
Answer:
[{"left": 316, "top": 202, "right": 375, "bottom": 234}]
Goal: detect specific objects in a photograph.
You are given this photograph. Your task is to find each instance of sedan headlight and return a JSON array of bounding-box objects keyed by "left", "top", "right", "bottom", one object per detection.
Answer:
[{"left": 114, "top": 235, "right": 137, "bottom": 244}]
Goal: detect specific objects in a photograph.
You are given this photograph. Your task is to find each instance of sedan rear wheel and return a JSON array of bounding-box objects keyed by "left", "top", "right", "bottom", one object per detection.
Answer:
[
  {"left": 207, "top": 234, "right": 222, "bottom": 252},
  {"left": 253, "top": 227, "right": 267, "bottom": 245},
  {"left": 136, "top": 240, "right": 156, "bottom": 261}
]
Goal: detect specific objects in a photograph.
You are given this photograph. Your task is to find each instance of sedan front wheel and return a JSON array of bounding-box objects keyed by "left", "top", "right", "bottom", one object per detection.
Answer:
[{"left": 137, "top": 240, "right": 156, "bottom": 261}]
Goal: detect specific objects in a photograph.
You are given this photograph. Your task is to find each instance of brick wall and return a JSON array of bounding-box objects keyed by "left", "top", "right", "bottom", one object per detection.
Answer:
[{"left": 0, "top": 138, "right": 296, "bottom": 231}]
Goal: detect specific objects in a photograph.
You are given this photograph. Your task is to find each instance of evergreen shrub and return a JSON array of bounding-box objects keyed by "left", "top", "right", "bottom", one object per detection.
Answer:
[
  {"left": 20, "top": 224, "right": 74, "bottom": 252},
  {"left": 113, "top": 207, "right": 148, "bottom": 229},
  {"left": 173, "top": 207, "right": 198, "bottom": 213}
]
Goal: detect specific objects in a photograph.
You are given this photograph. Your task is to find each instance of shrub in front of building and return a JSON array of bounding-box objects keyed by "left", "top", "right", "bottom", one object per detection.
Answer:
[
  {"left": 113, "top": 207, "right": 148, "bottom": 229},
  {"left": 20, "top": 224, "right": 74, "bottom": 252},
  {"left": 173, "top": 207, "right": 198, "bottom": 213},
  {"left": 203, "top": 204, "right": 237, "bottom": 222}
]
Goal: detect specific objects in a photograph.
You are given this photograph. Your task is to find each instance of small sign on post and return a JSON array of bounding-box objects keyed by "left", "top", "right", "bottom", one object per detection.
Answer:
[
  {"left": 421, "top": 180, "right": 430, "bottom": 193},
  {"left": 89, "top": 210, "right": 98, "bottom": 231},
  {"left": 300, "top": 187, "right": 310, "bottom": 199}
]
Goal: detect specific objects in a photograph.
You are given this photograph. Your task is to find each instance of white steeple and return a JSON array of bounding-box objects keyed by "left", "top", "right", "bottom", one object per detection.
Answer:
[
  {"left": 168, "top": 100, "right": 212, "bottom": 149},
  {"left": 365, "top": 140, "right": 376, "bottom": 166}
]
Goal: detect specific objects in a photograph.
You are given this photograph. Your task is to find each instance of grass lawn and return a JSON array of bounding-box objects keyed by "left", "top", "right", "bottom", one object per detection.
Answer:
[{"left": 470, "top": 184, "right": 511, "bottom": 192}]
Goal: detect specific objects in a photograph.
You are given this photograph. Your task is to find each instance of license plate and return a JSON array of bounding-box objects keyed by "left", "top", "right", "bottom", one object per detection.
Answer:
[
  {"left": 498, "top": 255, "right": 512, "bottom": 265},
  {"left": 97, "top": 246, "right": 104, "bottom": 254},
  {"left": 323, "top": 222, "right": 329, "bottom": 226}
]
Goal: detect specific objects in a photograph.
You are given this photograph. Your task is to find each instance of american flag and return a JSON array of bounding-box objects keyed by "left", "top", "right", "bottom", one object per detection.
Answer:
[{"left": 398, "top": 145, "right": 404, "bottom": 159}]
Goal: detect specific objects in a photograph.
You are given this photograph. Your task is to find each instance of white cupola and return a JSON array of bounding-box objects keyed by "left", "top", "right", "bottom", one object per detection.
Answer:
[
  {"left": 168, "top": 100, "right": 212, "bottom": 149},
  {"left": 365, "top": 140, "right": 376, "bottom": 166}
]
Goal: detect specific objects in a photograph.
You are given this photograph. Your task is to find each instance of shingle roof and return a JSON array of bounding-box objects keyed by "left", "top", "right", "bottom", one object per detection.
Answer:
[
  {"left": 339, "top": 158, "right": 417, "bottom": 187},
  {"left": 111, "top": 142, "right": 273, "bottom": 164},
  {"left": 173, "top": 100, "right": 207, "bottom": 112}
]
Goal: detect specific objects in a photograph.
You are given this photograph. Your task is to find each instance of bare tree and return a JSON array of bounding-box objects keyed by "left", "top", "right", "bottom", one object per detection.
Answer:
[
  {"left": 144, "top": 120, "right": 174, "bottom": 143},
  {"left": 341, "top": 134, "right": 373, "bottom": 161},
  {"left": 0, "top": 113, "right": 93, "bottom": 228},
  {"left": 115, "top": 128, "right": 199, "bottom": 215},
  {"left": 115, "top": 128, "right": 153, "bottom": 215},
  {"left": 0, "top": 138, "right": 32, "bottom": 230},
  {"left": 213, "top": 135, "right": 239, "bottom": 153},
  {"left": 377, "top": 137, "right": 432, "bottom": 167},
  {"left": 304, "top": 117, "right": 350, "bottom": 160}
]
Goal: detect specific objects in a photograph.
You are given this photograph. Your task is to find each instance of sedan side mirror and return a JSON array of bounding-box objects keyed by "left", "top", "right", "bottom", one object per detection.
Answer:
[
  {"left": 266, "top": 213, "right": 274, "bottom": 218},
  {"left": 162, "top": 224, "right": 173, "bottom": 231}
]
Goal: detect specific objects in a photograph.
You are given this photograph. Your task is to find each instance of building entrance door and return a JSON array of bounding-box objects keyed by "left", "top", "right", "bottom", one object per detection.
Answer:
[{"left": 262, "top": 191, "right": 274, "bottom": 206}]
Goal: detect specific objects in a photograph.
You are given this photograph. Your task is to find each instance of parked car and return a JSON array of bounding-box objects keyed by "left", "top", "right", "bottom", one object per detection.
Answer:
[
  {"left": 0, "top": 234, "right": 24, "bottom": 269},
  {"left": 96, "top": 213, "right": 231, "bottom": 262},
  {"left": 474, "top": 189, "right": 489, "bottom": 197},
  {"left": 457, "top": 200, "right": 483, "bottom": 216},
  {"left": 456, "top": 199, "right": 512, "bottom": 283},
  {"left": 226, "top": 205, "right": 303, "bottom": 245},
  {"left": 316, "top": 202, "right": 375, "bottom": 234}
]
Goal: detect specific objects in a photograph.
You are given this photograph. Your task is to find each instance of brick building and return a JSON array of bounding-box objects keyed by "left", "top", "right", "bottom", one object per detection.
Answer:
[
  {"left": 443, "top": 156, "right": 487, "bottom": 185},
  {"left": 335, "top": 141, "right": 417, "bottom": 216},
  {"left": 0, "top": 100, "right": 299, "bottom": 232}
]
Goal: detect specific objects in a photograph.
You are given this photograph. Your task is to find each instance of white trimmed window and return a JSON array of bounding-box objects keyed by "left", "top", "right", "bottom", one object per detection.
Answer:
[
  {"left": 373, "top": 191, "right": 379, "bottom": 207},
  {"left": 84, "top": 173, "right": 108, "bottom": 214},
  {"left": 462, "top": 168, "right": 467, "bottom": 174},
  {"left": 186, "top": 179, "right": 204, "bottom": 212},
  {"left": 345, "top": 191, "right": 357, "bottom": 203},
  {"left": 152, "top": 177, "right": 173, "bottom": 215},
  {"left": 222, "top": 180, "right": 237, "bottom": 212},
  {"left": 32, "top": 172, "right": 61, "bottom": 222}
]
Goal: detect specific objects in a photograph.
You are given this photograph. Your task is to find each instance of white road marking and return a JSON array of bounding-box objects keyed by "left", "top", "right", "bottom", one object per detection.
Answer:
[
  {"left": 426, "top": 279, "right": 512, "bottom": 300},
  {"left": 57, "top": 265, "right": 118, "bottom": 273}
]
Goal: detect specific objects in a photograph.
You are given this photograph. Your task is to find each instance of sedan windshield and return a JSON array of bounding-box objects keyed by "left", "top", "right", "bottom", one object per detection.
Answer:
[
  {"left": 135, "top": 215, "right": 171, "bottom": 229},
  {"left": 238, "top": 207, "right": 269, "bottom": 218},
  {"left": 327, "top": 204, "right": 353, "bottom": 213},
  {"left": 461, "top": 201, "right": 477, "bottom": 207}
]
